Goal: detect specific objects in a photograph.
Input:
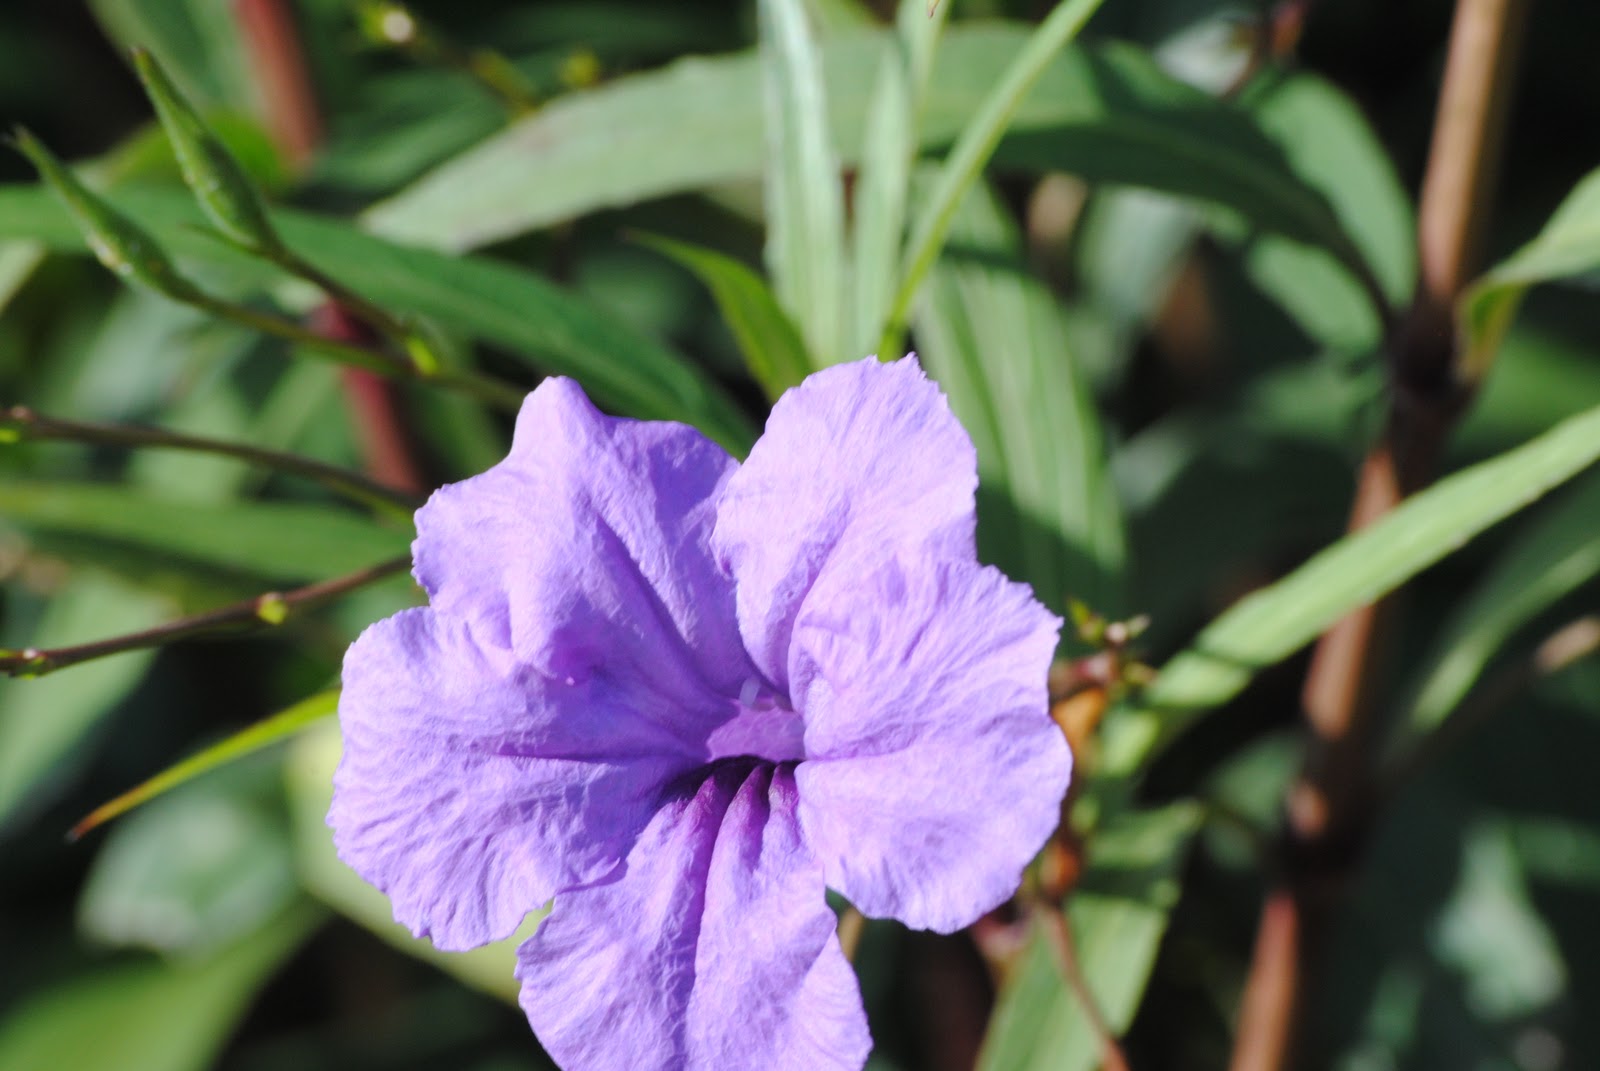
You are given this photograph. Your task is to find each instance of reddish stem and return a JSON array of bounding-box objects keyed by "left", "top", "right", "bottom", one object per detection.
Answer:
[
  {"left": 234, "top": 0, "right": 428, "bottom": 497},
  {"left": 1228, "top": 2, "right": 1532, "bottom": 1069}
]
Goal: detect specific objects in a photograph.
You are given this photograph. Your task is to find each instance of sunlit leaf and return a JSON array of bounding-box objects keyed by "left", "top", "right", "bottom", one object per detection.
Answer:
[
  {"left": 884, "top": 0, "right": 1108, "bottom": 355},
  {"left": 71, "top": 690, "right": 338, "bottom": 838},
  {"left": 1245, "top": 69, "right": 1416, "bottom": 307},
  {"left": 636, "top": 233, "right": 812, "bottom": 400},
  {"left": 1396, "top": 471, "right": 1600, "bottom": 745},
  {"left": 361, "top": 26, "right": 1362, "bottom": 283},
  {"left": 760, "top": 0, "right": 847, "bottom": 363},
  {"left": 850, "top": 0, "right": 949, "bottom": 356},
  {"left": 1103, "top": 397, "right": 1600, "bottom": 779},
  {"left": 914, "top": 177, "right": 1125, "bottom": 615},
  {"left": 0, "top": 186, "right": 756, "bottom": 452},
  {"left": 1462, "top": 167, "right": 1600, "bottom": 381},
  {"left": 0, "top": 482, "right": 410, "bottom": 580}
]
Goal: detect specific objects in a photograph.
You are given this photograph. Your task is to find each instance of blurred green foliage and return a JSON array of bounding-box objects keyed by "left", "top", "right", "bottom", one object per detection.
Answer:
[{"left": 3, "top": 2, "right": 1600, "bottom": 1070}]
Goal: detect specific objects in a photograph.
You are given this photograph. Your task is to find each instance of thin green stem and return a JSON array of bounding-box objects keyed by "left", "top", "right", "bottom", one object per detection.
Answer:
[
  {"left": 269, "top": 246, "right": 416, "bottom": 353},
  {"left": 193, "top": 293, "right": 404, "bottom": 373},
  {"left": 877, "top": 0, "right": 1107, "bottom": 359},
  {"left": 0, "top": 556, "right": 412, "bottom": 679},
  {"left": 1, "top": 406, "right": 422, "bottom": 522},
  {"left": 191, "top": 294, "right": 526, "bottom": 411}
]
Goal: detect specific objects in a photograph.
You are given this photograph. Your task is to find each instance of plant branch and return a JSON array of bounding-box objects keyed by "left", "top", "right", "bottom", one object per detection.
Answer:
[
  {"left": 0, "top": 556, "right": 412, "bottom": 678},
  {"left": 192, "top": 292, "right": 525, "bottom": 411},
  {"left": 1229, "top": 2, "right": 1533, "bottom": 1069},
  {"left": 1, "top": 405, "right": 422, "bottom": 520}
]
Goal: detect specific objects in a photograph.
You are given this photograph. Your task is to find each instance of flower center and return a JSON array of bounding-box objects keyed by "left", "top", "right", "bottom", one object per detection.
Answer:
[{"left": 703, "top": 678, "right": 805, "bottom": 764}]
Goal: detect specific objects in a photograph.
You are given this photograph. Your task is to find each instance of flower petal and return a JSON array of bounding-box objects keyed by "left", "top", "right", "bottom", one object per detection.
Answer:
[
  {"left": 330, "top": 608, "right": 691, "bottom": 951},
  {"left": 414, "top": 377, "right": 756, "bottom": 730},
  {"left": 790, "top": 554, "right": 1069, "bottom": 933},
  {"left": 713, "top": 357, "right": 977, "bottom": 690},
  {"left": 516, "top": 763, "right": 871, "bottom": 1071}
]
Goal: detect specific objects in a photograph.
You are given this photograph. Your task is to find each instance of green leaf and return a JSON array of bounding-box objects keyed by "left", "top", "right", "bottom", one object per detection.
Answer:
[
  {"left": 978, "top": 803, "right": 1202, "bottom": 1071},
  {"left": 286, "top": 720, "right": 539, "bottom": 1002},
  {"left": 0, "top": 481, "right": 411, "bottom": 580},
  {"left": 1463, "top": 167, "right": 1600, "bottom": 382},
  {"left": 0, "top": 902, "right": 318, "bottom": 1071},
  {"left": 0, "top": 572, "right": 168, "bottom": 829},
  {"left": 637, "top": 234, "right": 812, "bottom": 400},
  {"left": 0, "top": 185, "right": 756, "bottom": 452},
  {"left": 71, "top": 690, "right": 338, "bottom": 838},
  {"left": 1397, "top": 471, "right": 1600, "bottom": 745},
  {"left": 1102, "top": 397, "right": 1600, "bottom": 780},
  {"left": 1245, "top": 70, "right": 1415, "bottom": 308},
  {"left": 850, "top": 0, "right": 949, "bottom": 355},
  {"left": 360, "top": 26, "right": 1360, "bottom": 277},
  {"left": 89, "top": 0, "right": 255, "bottom": 111},
  {"left": 760, "top": 0, "right": 847, "bottom": 364},
  {"left": 883, "top": 0, "right": 1109, "bottom": 356},
  {"left": 804, "top": 0, "right": 878, "bottom": 35},
  {"left": 914, "top": 178, "right": 1125, "bottom": 614},
  {"left": 1433, "top": 821, "right": 1566, "bottom": 1022},
  {"left": 78, "top": 773, "right": 298, "bottom": 955}
]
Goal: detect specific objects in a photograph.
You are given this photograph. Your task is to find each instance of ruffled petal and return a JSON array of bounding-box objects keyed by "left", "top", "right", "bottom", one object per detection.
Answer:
[
  {"left": 713, "top": 357, "right": 977, "bottom": 691},
  {"left": 790, "top": 553, "right": 1069, "bottom": 933},
  {"left": 516, "top": 763, "right": 871, "bottom": 1071},
  {"left": 413, "top": 378, "right": 756, "bottom": 741},
  {"left": 330, "top": 608, "right": 693, "bottom": 951}
]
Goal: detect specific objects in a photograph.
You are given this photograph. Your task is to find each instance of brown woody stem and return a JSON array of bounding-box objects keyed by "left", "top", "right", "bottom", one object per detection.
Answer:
[
  {"left": 1228, "top": 2, "right": 1533, "bottom": 1069},
  {"left": 0, "top": 556, "right": 412, "bottom": 679},
  {"left": 1, "top": 405, "right": 422, "bottom": 520}
]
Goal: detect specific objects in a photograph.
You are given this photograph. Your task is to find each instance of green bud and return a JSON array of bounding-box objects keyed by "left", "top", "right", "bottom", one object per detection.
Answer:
[
  {"left": 130, "top": 47, "right": 284, "bottom": 255},
  {"left": 559, "top": 48, "right": 602, "bottom": 91},
  {"left": 255, "top": 593, "right": 290, "bottom": 625},
  {"left": 403, "top": 330, "right": 443, "bottom": 377},
  {"left": 357, "top": 0, "right": 419, "bottom": 46},
  {"left": 9, "top": 127, "right": 204, "bottom": 302}
]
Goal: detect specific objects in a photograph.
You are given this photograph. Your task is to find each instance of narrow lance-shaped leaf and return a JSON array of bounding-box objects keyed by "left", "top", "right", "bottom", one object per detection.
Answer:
[
  {"left": 0, "top": 185, "right": 757, "bottom": 452},
  {"left": 851, "top": 0, "right": 951, "bottom": 354},
  {"left": 1462, "top": 166, "right": 1600, "bottom": 383},
  {"left": 881, "top": 0, "right": 1110, "bottom": 357},
  {"left": 70, "top": 690, "right": 339, "bottom": 839},
  {"left": 914, "top": 176, "right": 1125, "bottom": 614},
  {"left": 1394, "top": 470, "right": 1600, "bottom": 748},
  {"left": 0, "top": 481, "right": 411, "bottom": 580},
  {"left": 760, "top": 0, "right": 848, "bottom": 364},
  {"left": 636, "top": 234, "right": 812, "bottom": 400},
  {"left": 360, "top": 25, "right": 1361, "bottom": 281},
  {"left": 1101, "top": 396, "right": 1600, "bottom": 781}
]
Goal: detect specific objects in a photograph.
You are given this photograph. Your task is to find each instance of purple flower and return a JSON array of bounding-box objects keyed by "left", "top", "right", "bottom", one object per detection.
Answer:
[{"left": 329, "top": 356, "right": 1072, "bottom": 1069}]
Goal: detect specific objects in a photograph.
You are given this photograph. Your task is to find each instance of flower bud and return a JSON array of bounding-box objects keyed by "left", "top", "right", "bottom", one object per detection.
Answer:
[
  {"left": 130, "top": 47, "right": 285, "bottom": 255},
  {"left": 10, "top": 127, "right": 204, "bottom": 302}
]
